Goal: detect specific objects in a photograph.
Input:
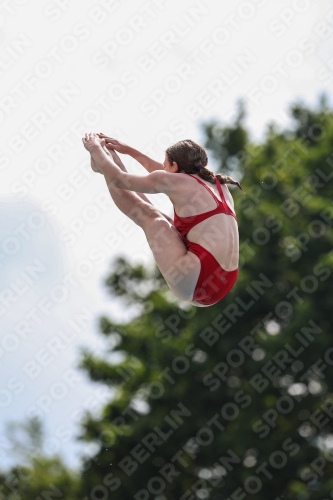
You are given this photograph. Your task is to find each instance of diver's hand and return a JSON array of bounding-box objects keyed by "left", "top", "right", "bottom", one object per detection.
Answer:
[
  {"left": 98, "top": 134, "right": 130, "bottom": 154},
  {"left": 82, "top": 133, "right": 105, "bottom": 152}
]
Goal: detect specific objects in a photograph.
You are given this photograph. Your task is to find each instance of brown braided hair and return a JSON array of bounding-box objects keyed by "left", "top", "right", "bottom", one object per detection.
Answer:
[{"left": 165, "top": 139, "right": 243, "bottom": 191}]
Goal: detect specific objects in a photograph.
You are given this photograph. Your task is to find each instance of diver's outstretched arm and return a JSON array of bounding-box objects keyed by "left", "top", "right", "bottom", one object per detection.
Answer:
[
  {"left": 86, "top": 134, "right": 174, "bottom": 225},
  {"left": 98, "top": 133, "right": 164, "bottom": 173}
]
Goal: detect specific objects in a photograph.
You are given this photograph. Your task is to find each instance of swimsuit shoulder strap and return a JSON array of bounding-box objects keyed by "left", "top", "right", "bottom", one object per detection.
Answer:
[
  {"left": 215, "top": 177, "right": 237, "bottom": 218},
  {"left": 187, "top": 174, "right": 220, "bottom": 204},
  {"left": 215, "top": 177, "right": 225, "bottom": 201}
]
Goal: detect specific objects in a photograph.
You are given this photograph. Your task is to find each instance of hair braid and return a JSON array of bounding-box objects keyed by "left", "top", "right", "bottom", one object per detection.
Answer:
[
  {"left": 165, "top": 139, "right": 243, "bottom": 191},
  {"left": 215, "top": 173, "right": 244, "bottom": 191}
]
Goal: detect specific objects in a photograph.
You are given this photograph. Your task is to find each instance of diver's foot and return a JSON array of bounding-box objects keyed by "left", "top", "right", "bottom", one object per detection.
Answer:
[{"left": 90, "top": 156, "right": 102, "bottom": 174}]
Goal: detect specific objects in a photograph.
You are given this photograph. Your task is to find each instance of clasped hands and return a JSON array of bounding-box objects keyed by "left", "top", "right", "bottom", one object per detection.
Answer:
[{"left": 82, "top": 133, "right": 128, "bottom": 154}]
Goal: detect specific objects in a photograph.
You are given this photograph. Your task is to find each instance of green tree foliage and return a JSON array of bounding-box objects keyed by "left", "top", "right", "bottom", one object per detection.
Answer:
[
  {"left": 77, "top": 97, "right": 333, "bottom": 499},
  {"left": 0, "top": 418, "right": 79, "bottom": 500}
]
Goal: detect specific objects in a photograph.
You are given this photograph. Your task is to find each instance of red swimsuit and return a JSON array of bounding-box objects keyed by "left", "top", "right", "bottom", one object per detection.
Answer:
[{"left": 174, "top": 175, "right": 238, "bottom": 306}]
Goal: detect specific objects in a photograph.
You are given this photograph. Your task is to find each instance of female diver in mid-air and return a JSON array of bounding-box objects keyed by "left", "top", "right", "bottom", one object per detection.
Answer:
[{"left": 82, "top": 132, "right": 242, "bottom": 307}]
